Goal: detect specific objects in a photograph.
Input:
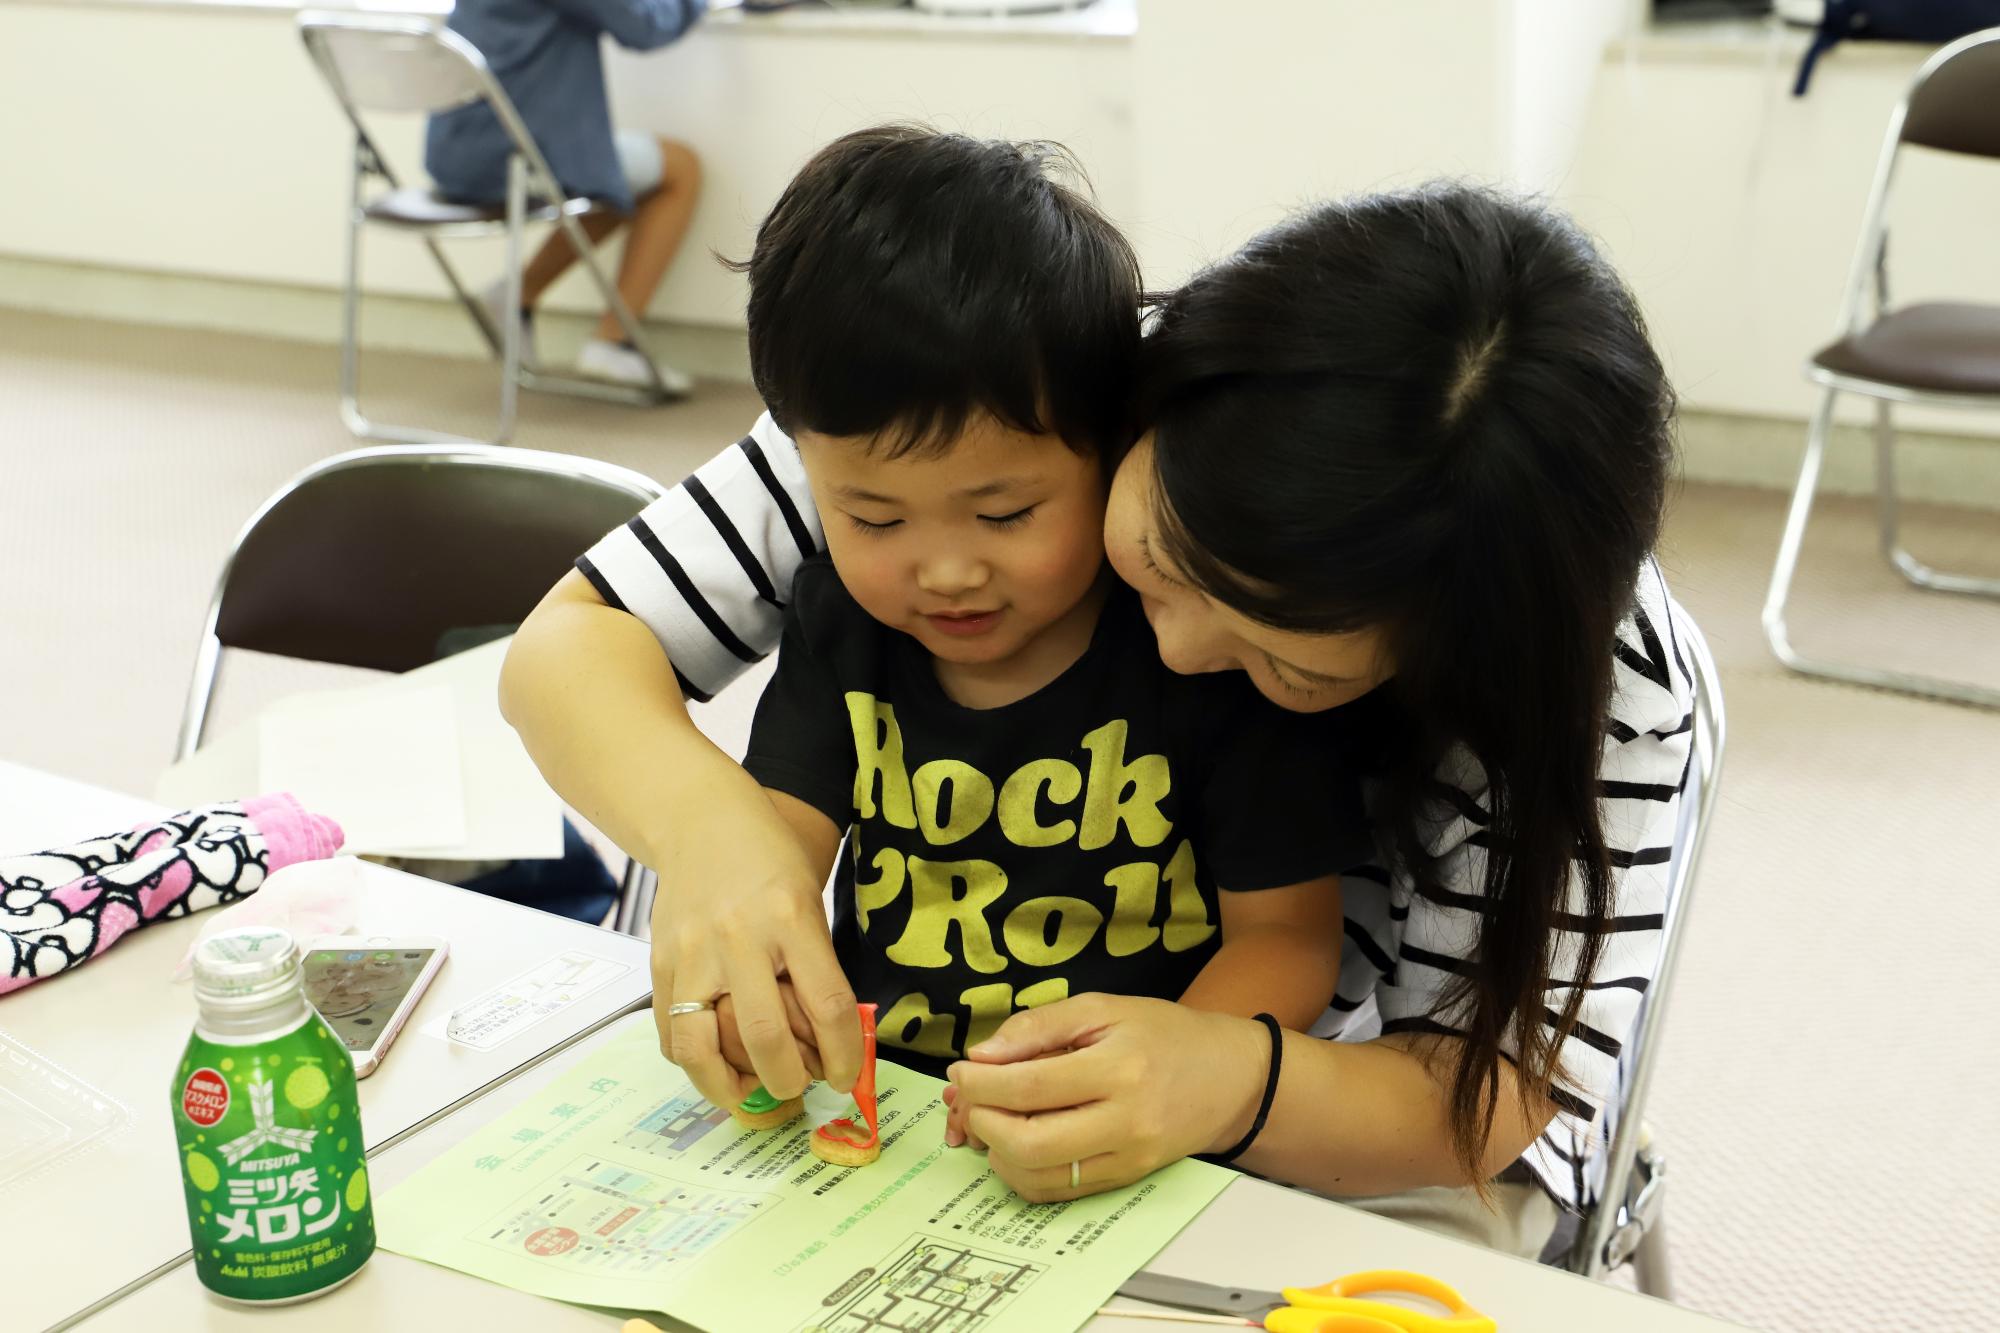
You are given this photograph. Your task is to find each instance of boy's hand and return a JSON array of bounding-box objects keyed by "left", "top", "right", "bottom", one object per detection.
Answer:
[
  {"left": 940, "top": 1083, "right": 988, "bottom": 1151},
  {"left": 648, "top": 782, "right": 861, "bottom": 1108},
  {"left": 716, "top": 983, "right": 825, "bottom": 1085}
]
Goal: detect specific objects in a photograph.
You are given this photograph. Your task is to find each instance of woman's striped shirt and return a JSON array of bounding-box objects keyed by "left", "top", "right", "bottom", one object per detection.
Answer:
[{"left": 578, "top": 413, "right": 1699, "bottom": 1214}]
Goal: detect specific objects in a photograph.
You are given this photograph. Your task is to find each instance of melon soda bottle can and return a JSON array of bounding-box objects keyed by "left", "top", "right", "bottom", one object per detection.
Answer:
[{"left": 172, "top": 925, "right": 376, "bottom": 1302}]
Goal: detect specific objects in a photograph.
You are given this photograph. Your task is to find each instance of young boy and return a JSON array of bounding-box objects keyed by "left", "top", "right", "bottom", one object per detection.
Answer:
[{"left": 570, "top": 127, "right": 1369, "bottom": 1081}]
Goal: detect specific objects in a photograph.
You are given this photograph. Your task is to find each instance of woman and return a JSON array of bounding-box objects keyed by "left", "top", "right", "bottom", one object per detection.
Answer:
[
  {"left": 945, "top": 186, "right": 1690, "bottom": 1256},
  {"left": 499, "top": 181, "right": 1692, "bottom": 1258}
]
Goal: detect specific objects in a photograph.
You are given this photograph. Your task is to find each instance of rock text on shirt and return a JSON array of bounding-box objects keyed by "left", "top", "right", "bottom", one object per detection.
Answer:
[{"left": 844, "top": 692, "right": 1217, "bottom": 1057}]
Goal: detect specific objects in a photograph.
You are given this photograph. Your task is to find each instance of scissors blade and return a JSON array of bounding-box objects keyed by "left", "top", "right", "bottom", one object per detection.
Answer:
[{"left": 1114, "top": 1272, "right": 1287, "bottom": 1319}]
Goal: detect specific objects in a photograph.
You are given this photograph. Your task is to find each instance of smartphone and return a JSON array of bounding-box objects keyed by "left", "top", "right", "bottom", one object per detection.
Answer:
[{"left": 300, "top": 936, "right": 449, "bottom": 1078}]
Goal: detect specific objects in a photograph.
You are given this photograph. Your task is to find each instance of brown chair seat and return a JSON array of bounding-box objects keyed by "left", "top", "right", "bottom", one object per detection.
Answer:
[
  {"left": 361, "top": 186, "right": 589, "bottom": 230},
  {"left": 1810, "top": 301, "right": 2000, "bottom": 396}
]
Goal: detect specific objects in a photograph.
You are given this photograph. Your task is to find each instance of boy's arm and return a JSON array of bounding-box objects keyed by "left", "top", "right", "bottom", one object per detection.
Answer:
[
  {"left": 1177, "top": 876, "right": 1344, "bottom": 1032},
  {"left": 1178, "top": 692, "right": 1368, "bottom": 1033}
]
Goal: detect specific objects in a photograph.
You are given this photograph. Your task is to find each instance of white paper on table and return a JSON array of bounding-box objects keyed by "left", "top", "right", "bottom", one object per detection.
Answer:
[
  {"left": 423, "top": 949, "right": 631, "bottom": 1051},
  {"left": 157, "top": 638, "right": 563, "bottom": 862},
  {"left": 410, "top": 638, "right": 563, "bottom": 862},
  {"left": 259, "top": 685, "right": 465, "bottom": 855}
]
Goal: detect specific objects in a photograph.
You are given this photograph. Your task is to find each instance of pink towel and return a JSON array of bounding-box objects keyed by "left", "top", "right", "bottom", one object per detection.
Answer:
[{"left": 0, "top": 794, "right": 343, "bottom": 994}]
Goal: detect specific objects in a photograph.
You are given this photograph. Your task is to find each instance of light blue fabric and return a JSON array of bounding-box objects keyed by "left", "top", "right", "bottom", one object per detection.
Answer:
[
  {"left": 613, "top": 126, "right": 665, "bottom": 198},
  {"left": 425, "top": 0, "right": 703, "bottom": 214}
]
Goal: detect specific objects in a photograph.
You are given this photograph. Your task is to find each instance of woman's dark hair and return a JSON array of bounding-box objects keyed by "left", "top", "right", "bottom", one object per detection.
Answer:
[
  {"left": 1140, "top": 184, "right": 1674, "bottom": 1184},
  {"left": 729, "top": 124, "right": 1141, "bottom": 463}
]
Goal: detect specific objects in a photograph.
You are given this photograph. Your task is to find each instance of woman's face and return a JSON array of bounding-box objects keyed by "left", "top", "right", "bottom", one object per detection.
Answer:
[{"left": 1104, "top": 436, "right": 1395, "bottom": 714}]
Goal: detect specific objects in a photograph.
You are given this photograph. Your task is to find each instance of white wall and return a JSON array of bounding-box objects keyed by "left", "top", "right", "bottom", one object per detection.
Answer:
[
  {"left": 1563, "top": 33, "right": 2000, "bottom": 434},
  {"left": 0, "top": 2, "right": 1132, "bottom": 329},
  {"left": 1509, "top": 0, "right": 1642, "bottom": 190},
  {"left": 4, "top": 1, "right": 1996, "bottom": 451},
  {"left": 0, "top": 6, "right": 363, "bottom": 289},
  {"left": 1128, "top": 0, "right": 1514, "bottom": 287},
  {"left": 600, "top": 24, "right": 1134, "bottom": 328}
]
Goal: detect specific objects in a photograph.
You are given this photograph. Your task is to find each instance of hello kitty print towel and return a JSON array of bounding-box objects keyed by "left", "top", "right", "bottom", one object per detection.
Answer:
[{"left": 1, "top": 795, "right": 344, "bottom": 994}]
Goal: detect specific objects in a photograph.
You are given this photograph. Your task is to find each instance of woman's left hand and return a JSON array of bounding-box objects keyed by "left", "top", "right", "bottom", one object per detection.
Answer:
[{"left": 944, "top": 993, "right": 1268, "bottom": 1203}]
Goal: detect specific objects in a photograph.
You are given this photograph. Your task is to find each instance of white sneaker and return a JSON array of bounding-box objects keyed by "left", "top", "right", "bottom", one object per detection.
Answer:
[
  {"left": 576, "top": 338, "right": 694, "bottom": 397},
  {"left": 479, "top": 280, "right": 537, "bottom": 369}
]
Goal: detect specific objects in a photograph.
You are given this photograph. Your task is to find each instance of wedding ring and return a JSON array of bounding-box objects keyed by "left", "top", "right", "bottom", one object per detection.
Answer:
[
  {"left": 1069, "top": 1159, "right": 1081, "bottom": 1189},
  {"left": 665, "top": 1000, "right": 714, "bottom": 1017}
]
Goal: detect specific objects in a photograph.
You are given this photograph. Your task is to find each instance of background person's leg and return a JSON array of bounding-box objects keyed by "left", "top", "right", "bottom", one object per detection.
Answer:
[
  {"left": 594, "top": 138, "right": 701, "bottom": 344},
  {"left": 577, "top": 136, "right": 702, "bottom": 393},
  {"left": 480, "top": 212, "right": 622, "bottom": 371},
  {"left": 519, "top": 212, "right": 624, "bottom": 310}
]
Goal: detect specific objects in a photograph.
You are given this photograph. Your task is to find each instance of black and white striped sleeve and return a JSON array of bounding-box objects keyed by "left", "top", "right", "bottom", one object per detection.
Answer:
[
  {"left": 1374, "top": 562, "right": 1697, "bottom": 1201},
  {"left": 575, "top": 413, "right": 823, "bottom": 701}
]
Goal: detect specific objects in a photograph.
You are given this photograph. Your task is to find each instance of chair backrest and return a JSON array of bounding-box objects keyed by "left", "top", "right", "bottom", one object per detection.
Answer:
[
  {"left": 1570, "top": 611, "right": 1726, "bottom": 1277},
  {"left": 299, "top": 12, "right": 489, "bottom": 116},
  {"left": 1833, "top": 26, "right": 2000, "bottom": 333},
  {"left": 297, "top": 11, "right": 570, "bottom": 208},
  {"left": 176, "top": 445, "right": 663, "bottom": 758},
  {"left": 1900, "top": 26, "right": 2000, "bottom": 158}
]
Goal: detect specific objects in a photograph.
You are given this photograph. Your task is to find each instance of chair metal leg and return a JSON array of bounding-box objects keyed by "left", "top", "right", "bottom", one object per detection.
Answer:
[
  {"left": 512, "top": 203, "right": 684, "bottom": 407},
  {"left": 336, "top": 138, "right": 485, "bottom": 447},
  {"left": 1875, "top": 398, "right": 2000, "bottom": 598},
  {"left": 175, "top": 633, "right": 223, "bottom": 762},
  {"left": 493, "top": 155, "right": 526, "bottom": 448},
  {"left": 613, "top": 861, "right": 657, "bottom": 937},
  {"left": 1629, "top": 1214, "right": 1674, "bottom": 1300},
  {"left": 337, "top": 142, "right": 371, "bottom": 442},
  {"left": 431, "top": 238, "right": 503, "bottom": 359},
  {"left": 1764, "top": 386, "right": 2000, "bottom": 709},
  {"left": 1763, "top": 385, "right": 1835, "bottom": 670}
]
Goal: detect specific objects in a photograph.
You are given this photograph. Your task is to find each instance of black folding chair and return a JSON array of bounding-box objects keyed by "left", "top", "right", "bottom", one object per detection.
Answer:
[
  {"left": 176, "top": 443, "right": 666, "bottom": 933},
  {"left": 1763, "top": 27, "right": 2000, "bottom": 708}
]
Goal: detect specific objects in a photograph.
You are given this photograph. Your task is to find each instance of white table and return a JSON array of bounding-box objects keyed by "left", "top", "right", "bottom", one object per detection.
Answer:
[
  {"left": 0, "top": 762, "right": 653, "bottom": 1333},
  {"left": 73, "top": 1009, "right": 1750, "bottom": 1333}
]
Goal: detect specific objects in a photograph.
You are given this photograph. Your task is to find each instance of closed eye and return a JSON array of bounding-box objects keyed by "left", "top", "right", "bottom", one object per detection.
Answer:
[
  {"left": 844, "top": 513, "right": 902, "bottom": 535},
  {"left": 1138, "top": 535, "right": 1187, "bottom": 588},
  {"left": 1264, "top": 654, "right": 1319, "bottom": 697},
  {"left": 980, "top": 506, "right": 1037, "bottom": 530}
]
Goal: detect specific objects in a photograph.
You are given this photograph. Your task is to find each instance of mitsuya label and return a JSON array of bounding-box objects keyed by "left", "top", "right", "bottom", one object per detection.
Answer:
[
  {"left": 745, "top": 560, "right": 1372, "bottom": 1076},
  {"left": 173, "top": 1015, "right": 376, "bottom": 1301}
]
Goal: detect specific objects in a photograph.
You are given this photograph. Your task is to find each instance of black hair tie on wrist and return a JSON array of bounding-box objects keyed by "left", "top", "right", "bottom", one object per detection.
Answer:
[{"left": 1198, "top": 1012, "right": 1282, "bottom": 1166}]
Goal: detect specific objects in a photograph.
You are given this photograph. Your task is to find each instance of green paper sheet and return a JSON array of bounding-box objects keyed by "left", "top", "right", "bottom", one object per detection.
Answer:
[{"left": 380, "top": 1013, "right": 1232, "bottom": 1331}]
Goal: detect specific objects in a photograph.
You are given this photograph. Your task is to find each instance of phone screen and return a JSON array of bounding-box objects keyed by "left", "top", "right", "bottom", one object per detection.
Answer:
[{"left": 302, "top": 947, "right": 437, "bottom": 1052}]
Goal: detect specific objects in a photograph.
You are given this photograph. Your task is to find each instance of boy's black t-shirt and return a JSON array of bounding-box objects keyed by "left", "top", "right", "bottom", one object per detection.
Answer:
[{"left": 744, "top": 557, "right": 1374, "bottom": 1077}]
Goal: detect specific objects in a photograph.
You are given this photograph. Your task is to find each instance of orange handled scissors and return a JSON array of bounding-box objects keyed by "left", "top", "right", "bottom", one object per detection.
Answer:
[{"left": 1114, "top": 1269, "right": 1496, "bottom": 1333}]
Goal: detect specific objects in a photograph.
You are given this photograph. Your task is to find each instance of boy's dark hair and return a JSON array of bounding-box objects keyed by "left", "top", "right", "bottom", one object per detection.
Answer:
[{"left": 729, "top": 124, "right": 1141, "bottom": 462}]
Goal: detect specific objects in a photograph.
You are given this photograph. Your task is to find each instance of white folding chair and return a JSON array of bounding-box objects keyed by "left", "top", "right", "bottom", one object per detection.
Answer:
[
  {"left": 298, "top": 11, "right": 680, "bottom": 449},
  {"left": 1763, "top": 27, "right": 2000, "bottom": 709},
  {"left": 1559, "top": 614, "right": 1726, "bottom": 1296}
]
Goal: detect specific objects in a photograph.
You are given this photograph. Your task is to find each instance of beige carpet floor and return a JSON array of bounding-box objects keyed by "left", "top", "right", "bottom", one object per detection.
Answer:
[{"left": 4, "top": 308, "right": 1999, "bottom": 1330}]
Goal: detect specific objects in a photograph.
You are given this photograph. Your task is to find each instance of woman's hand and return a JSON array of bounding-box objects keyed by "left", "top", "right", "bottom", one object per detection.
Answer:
[{"left": 944, "top": 994, "right": 1269, "bottom": 1203}]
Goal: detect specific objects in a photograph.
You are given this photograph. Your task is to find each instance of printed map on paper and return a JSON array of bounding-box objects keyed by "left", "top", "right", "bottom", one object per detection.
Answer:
[{"left": 379, "top": 1013, "right": 1231, "bottom": 1332}]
